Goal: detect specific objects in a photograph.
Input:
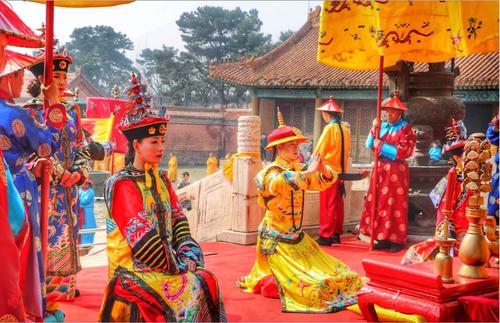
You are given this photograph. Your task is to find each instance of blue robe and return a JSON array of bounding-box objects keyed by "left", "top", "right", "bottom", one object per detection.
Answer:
[
  {"left": 39, "top": 103, "right": 92, "bottom": 302},
  {"left": 0, "top": 99, "right": 61, "bottom": 318},
  {"left": 78, "top": 187, "right": 96, "bottom": 245},
  {"left": 486, "top": 124, "right": 499, "bottom": 220},
  {"left": 428, "top": 146, "right": 442, "bottom": 160}
]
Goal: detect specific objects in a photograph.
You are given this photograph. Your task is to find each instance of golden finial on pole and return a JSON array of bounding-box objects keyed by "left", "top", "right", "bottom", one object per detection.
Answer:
[
  {"left": 458, "top": 133, "right": 492, "bottom": 279},
  {"left": 277, "top": 107, "right": 285, "bottom": 128}
]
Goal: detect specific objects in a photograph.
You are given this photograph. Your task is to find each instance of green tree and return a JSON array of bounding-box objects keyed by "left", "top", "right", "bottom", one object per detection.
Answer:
[
  {"left": 277, "top": 29, "right": 295, "bottom": 45},
  {"left": 65, "top": 25, "right": 135, "bottom": 95},
  {"left": 138, "top": 47, "right": 216, "bottom": 106},
  {"left": 176, "top": 6, "right": 272, "bottom": 105}
]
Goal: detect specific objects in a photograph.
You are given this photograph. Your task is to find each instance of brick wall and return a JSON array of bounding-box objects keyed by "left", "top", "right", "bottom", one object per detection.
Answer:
[{"left": 164, "top": 122, "right": 239, "bottom": 165}]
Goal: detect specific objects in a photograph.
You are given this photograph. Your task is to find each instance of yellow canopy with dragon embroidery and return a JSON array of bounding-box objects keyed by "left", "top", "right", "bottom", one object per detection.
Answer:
[
  {"left": 28, "top": 0, "right": 133, "bottom": 8},
  {"left": 317, "top": 0, "right": 499, "bottom": 70}
]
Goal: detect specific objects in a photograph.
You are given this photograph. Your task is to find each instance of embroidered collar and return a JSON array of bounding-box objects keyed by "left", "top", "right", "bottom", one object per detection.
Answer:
[{"left": 275, "top": 155, "right": 301, "bottom": 171}]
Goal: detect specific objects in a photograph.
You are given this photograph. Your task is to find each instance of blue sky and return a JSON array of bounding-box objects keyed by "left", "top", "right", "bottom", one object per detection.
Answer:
[{"left": 10, "top": 1, "right": 323, "bottom": 60}]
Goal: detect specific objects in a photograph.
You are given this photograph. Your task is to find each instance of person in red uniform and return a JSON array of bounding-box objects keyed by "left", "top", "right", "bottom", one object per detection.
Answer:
[
  {"left": 402, "top": 120, "right": 469, "bottom": 264},
  {"left": 358, "top": 92, "right": 416, "bottom": 252},
  {"left": 0, "top": 151, "right": 26, "bottom": 322}
]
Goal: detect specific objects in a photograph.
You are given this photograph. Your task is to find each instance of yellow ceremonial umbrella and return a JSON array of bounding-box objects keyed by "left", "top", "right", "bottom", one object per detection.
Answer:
[
  {"left": 29, "top": 0, "right": 133, "bottom": 7},
  {"left": 26, "top": 0, "right": 133, "bottom": 276},
  {"left": 317, "top": 0, "right": 499, "bottom": 250}
]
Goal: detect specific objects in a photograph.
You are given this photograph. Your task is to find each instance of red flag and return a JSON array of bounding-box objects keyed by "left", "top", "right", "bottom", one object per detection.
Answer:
[{"left": 86, "top": 97, "right": 129, "bottom": 153}]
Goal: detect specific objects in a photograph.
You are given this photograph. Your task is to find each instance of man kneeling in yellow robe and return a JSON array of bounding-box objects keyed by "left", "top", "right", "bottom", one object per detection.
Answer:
[{"left": 238, "top": 110, "right": 363, "bottom": 313}]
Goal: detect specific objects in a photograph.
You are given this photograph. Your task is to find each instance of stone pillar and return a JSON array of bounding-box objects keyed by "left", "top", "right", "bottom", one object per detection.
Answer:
[
  {"left": 217, "top": 116, "right": 264, "bottom": 245},
  {"left": 251, "top": 95, "right": 260, "bottom": 116},
  {"left": 313, "top": 98, "right": 323, "bottom": 148}
]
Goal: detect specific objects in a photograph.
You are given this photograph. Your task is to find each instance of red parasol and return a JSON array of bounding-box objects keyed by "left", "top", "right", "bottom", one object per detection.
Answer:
[{"left": 0, "top": 1, "right": 44, "bottom": 47}]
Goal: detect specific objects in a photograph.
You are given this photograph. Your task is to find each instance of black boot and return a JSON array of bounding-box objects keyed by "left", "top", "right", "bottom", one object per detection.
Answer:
[
  {"left": 390, "top": 242, "right": 403, "bottom": 253},
  {"left": 331, "top": 233, "right": 341, "bottom": 244},
  {"left": 373, "top": 240, "right": 391, "bottom": 250},
  {"left": 316, "top": 236, "right": 333, "bottom": 246}
]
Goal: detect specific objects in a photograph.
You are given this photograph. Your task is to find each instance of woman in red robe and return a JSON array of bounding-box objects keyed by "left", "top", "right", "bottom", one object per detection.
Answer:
[
  {"left": 0, "top": 152, "right": 25, "bottom": 321},
  {"left": 358, "top": 93, "right": 416, "bottom": 252}
]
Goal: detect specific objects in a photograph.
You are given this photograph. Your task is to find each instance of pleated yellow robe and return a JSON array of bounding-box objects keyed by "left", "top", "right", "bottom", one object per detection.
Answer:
[{"left": 238, "top": 156, "right": 363, "bottom": 313}]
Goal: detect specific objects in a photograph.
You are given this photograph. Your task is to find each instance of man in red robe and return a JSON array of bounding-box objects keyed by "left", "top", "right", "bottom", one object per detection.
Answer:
[{"left": 358, "top": 93, "right": 416, "bottom": 252}]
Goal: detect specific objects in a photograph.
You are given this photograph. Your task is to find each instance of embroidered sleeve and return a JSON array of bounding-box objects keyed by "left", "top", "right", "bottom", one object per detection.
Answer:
[
  {"left": 9, "top": 107, "right": 61, "bottom": 158},
  {"left": 164, "top": 175, "right": 204, "bottom": 267},
  {"left": 380, "top": 142, "right": 398, "bottom": 160},
  {"left": 112, "top": 180, "right": 169, "bottom": 270},
  {"left": 366, "top": 129, "right": 375, "bottom": 149},
  {"left": 68, "top": 106, "right": 92, "bottom": 183},
  {"left": 307, "top": 165, "right": 337, "bottom": 191},
  {"left": 266, "top": 166, "right": 335, "bottom": 196},
  {"left": 486, "top": 124, "right": 499, "bottom": 146}
]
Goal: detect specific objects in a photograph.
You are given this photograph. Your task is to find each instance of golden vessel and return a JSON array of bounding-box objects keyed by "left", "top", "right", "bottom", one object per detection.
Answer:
[{"left": 458, "top": 135, "right": 492, "bottom": 279}]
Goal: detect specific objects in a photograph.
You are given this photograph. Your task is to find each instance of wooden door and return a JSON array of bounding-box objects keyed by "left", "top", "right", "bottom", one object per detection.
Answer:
[{"left": 343, "top": 100, "right": 377, "bottom": 163}]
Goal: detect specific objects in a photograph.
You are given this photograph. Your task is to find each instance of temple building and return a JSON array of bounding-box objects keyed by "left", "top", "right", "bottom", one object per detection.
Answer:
[{"left": 209, "top": 7, "right": 499, "bottom": 163}]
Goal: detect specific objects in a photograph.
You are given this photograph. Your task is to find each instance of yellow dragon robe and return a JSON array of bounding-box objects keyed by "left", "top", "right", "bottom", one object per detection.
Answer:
[{"left": 238, "top": 156, "right": 363, "bottom": 313}]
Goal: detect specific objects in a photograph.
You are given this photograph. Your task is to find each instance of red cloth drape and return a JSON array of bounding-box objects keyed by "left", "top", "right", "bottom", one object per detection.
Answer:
[
  {"left": 457, "top": 291, "right": 499, "bottom": 322},
  {"left": 0, "top": 154, "right": 25, "bottom": 321}
]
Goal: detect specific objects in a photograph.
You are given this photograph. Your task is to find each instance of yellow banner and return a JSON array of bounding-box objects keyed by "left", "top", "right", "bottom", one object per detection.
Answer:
[
  {"left": 318, "top": 0, "right": 499, "bottom": 70},
  {"left": 27, "top": 0, "right": 133, "bottom": 8},
  {"left": 83, "top": 115, "right": 114, "bottom": 142}
]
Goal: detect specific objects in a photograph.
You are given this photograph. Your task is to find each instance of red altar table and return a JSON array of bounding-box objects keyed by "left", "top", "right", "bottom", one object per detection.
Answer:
[{"left": 358, "top": 258, "right": 499, "bottom": 322}]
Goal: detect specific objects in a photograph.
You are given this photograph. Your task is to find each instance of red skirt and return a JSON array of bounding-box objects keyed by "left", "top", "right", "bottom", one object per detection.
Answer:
[{"left": 359, "top": 160, "right": 409, "bottom": 245}]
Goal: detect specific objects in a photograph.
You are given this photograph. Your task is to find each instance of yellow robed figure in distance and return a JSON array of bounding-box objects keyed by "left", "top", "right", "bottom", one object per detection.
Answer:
[
  {"left": 206, "top": 152, "right": 218, "bottom": 175},
  {"left": 238, "top": 110, "right": 363, "bottom": 313},
  {"left": 168, "top": 152, "right": 178, "bottom": 182}
]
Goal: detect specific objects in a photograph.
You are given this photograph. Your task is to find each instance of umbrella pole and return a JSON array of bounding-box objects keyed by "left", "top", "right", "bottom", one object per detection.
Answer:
[
  {"left": 369, "top": 55, "right": 384, "bottom": 251},
  {"left": 41, "top": 0, "right": 54, "bottom": 274}
]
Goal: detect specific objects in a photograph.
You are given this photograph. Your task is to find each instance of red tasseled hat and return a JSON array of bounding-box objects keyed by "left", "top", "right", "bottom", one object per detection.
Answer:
[
  {"left": 381, "top": 91, "right": 408, "bottom": 111},
  {"left": 265, "top": 107, "right": 308, "bottom": 150},
  {"left": 118, "top": 73, "right": 170, "bottom": 141},
  {"left": 317, "top": 96, "right": 343, "bottom": 112}
]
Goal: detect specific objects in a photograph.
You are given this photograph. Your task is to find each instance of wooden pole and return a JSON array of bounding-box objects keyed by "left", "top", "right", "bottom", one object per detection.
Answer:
[
  {"left": 369, "top": 55, "right": 384, "bottom": 251},
  {"left": 40, "top": 0, "right": 54, "bottom": 271}
]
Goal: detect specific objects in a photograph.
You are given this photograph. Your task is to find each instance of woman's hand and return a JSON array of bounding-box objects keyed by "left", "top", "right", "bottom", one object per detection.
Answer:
[
  {"left": 182, "top": 257, "right": 197, "bottom": 272},
  {"left": 41, "top": 81, "right": 60, "bottom": 106}
]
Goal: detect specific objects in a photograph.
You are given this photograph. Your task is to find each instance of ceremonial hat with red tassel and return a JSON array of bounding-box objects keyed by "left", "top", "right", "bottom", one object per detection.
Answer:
[
  {"left": 118, "top": 73, "right": 170, "bottom": 141},
  {"left": 265, "top": 107, "right": 308, "bottom": 150},
  {"left": 381, "top": 91, "right": 408, "bottom": 111},
  {"left": 317, "top": 96, "right": 343, "bottom": 112}
]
